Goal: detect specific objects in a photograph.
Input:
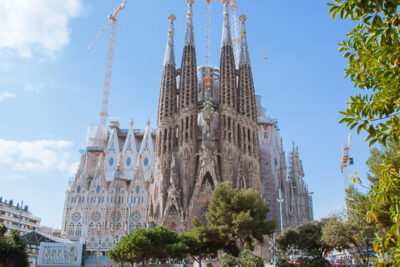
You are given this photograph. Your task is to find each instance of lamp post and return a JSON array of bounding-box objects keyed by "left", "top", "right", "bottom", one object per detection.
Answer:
[
  {"left": 17, "top": 200, "right": 23, "bottom": 233},
  {"left": 128, "top": 201, "right": 132, "bottom": 233},
  {"left": 308, "top": 192, "right": 314, "bottom": 220},
  {"left": 277, "top": 187, "right": 284, "bottom": 232}
]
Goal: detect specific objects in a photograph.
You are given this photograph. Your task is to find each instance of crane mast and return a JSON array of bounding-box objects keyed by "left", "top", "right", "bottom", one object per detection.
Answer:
[
  {"left": 230, "top": 0, "right": 240, "bottom": 67},
  {"left": 341, "top": 133, "right": 352, "bottom": 189},
  {"left": 207, "top": 0, "right": 240, "bottom": 66},
  {"left": 206, "top": 0, "right": 211, "bottom": 66},
  {"left": 88, "top": 0, "right": 126, "bottom": 128}
]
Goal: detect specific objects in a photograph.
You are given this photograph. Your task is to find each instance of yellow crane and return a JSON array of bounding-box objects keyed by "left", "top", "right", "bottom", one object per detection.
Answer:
[
  {"left": 88, "top": 0, "right": 127, "bottom": 128},
  {"left": 341, "top": 133, "right": 354, "bottom": 189}
]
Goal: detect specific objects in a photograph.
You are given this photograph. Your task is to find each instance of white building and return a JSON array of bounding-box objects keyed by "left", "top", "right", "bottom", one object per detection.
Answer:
[
  {"left": 61, "top": 118, "right": 154, "bottom": 264},
  {"left": 0, "top": 197, "right": 41, "bottom": 236}
]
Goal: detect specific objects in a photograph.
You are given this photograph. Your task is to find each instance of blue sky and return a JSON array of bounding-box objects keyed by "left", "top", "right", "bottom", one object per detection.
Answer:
[{"left": 0, "top": 0, "right": 370, "bottom": 228}]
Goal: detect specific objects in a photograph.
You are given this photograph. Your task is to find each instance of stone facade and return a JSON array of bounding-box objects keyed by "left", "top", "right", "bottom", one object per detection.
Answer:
[
  {"left": 61, "top": 0, "right": 313, "bottom": 259},
  {"left": 147, "top": 1, "right": 261, "bottom": 232},
  {"left": 257, "top": 97, "right": 313, "bottom": 230},
  {"left": 61, "top": 118, "right": 154, "bottom": 259}
]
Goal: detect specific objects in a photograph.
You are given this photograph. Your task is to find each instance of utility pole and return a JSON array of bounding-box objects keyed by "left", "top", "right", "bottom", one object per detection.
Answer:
[
  {"left": 277, "top": 187, "right": 284, "bottom": 232},
  {"left": 308, "top": 192, "right": 314, "bottom": 220},
  {"left": 17, "top": 200, "right": 23, "bottom": 233},
  {"left": 128, "top": 201, "right": 132, "bottom": 233}
]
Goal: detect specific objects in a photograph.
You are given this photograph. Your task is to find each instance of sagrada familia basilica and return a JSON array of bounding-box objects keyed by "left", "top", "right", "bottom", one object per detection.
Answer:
[{"left": 62, "top": 0, "right": 313, "bottom": 259}]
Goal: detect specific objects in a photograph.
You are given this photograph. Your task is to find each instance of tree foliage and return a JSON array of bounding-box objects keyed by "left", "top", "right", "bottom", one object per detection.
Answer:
[
  {"left": 108, "top": 226, "right": 180, "bottom": 266},
  {"left": 329, "top": 1, "right": 400, "bottom": 264},
  {"left": 276, "top": 229, "right": 299, "bottom": 255},
  {"left": 365, "top": 142, "right": 400, "bottom": 265},
  {"left": 277, "top": 220, "right": 332, "bottom": 259},
  {"left": 322, "top": 188, "right": 375, "bottom": 267},
  {"left": 177, "top": 218, "right": 221, "bottom": 267},
  {"left": 207, "top": 182, "right": 275, "bottom": 255},
  {"left": 219, "top": 253, "right": 237, "bottom": 267},
  {"left": 276, "top": 258, "right": 297, "bottom": 267},
  {"left": 329, "top": 0, "right": 400, "bottom": 146},
  {"left": 0, "top": 225, "right": 28, "bottom": 267},
  {"left": 238, "top": 249, "right": 263, "bottom": 267}
]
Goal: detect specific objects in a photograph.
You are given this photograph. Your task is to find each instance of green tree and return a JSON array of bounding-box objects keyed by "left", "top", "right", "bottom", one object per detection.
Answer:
[
  {"left": 108, "top": 226, "right": 179, "bottom": 266},
  {"left": 277, "top": 221, "right": 332, "bottom": 261},
  {"left": 322, "top": 187, "right": 375, "bottom": 266},
  {"left": 365, "top": 142, "right": 400, "bottom": 264},
  {"left": 365, "top": 142, "right": 399, "bottom": 229},
  {"left": 328, "top": 1, "right": 400, "bottom": 264},
  {"left": 207, "top": 182, "right": 275, "bottom": 255},
  {"left": 238, "top": 249, "right": 263, "bottom": 267},
  {"left": 219, "top": 253, "right": 237, "bottom": 267},
  {"left": 276, "top": 229, "right": 300, "bottom": 256},
  {"left": 322, "top": 190, "right": 376, "bottom": 267},
  {"left": 296, "top": 220, "right": 332, "bottom": 258},
  {"left": 0, "top": 225, "right": 29, "bottom": 267},
  {"left": 329, "top": 0, "right": 400, "bottom": 146},
  {"left": 276, "top": 258, "right": 296, "bottom": 267},
  {"left": 177, "top": 219, "right": 221, "bottom": 267}
]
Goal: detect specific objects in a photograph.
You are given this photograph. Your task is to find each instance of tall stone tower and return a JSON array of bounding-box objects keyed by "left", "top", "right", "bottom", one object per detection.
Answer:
[{"left": 148, "top": 0, "right": 261, "bottom": 231}]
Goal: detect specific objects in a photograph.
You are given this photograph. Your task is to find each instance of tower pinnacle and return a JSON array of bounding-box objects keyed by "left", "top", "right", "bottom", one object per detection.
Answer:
[
  {"left": 239, "top": 14, "right": 250, "bottom": 65},
  {"left": 164, "top": 14, "right": 176, "bottom": 66},
  {"left": 185, "top": 0, "right": 195, "bottom": 45},
  {"left": 221, "top": 0, "right": 232, "bottom": 47}
]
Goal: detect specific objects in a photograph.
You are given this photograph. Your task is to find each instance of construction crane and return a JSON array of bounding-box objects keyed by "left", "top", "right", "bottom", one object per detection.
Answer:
[
  {"left": 206, "top": 0, "right": 240, "bottom": 66},
  {"left": 230, "top": 0, "right": 240, "bottom": 66},
  {"left": 88, "top": 0, "right": 127, "bottom": 128},
  {"left": 206, "top": 0, "right": 212, "bottom": 66},
  {"left": 341, "top": 133, "right": 354, "bottom": 188}
]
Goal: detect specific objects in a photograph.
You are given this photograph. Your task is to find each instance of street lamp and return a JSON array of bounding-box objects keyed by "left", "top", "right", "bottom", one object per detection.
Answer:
[{"left": 277, "top": 187, "right": 284, "bottom": 232}]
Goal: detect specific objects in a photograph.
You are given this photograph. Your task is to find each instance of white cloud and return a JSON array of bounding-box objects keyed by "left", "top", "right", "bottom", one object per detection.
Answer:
[
  {"left": 0, "top": 91, "right": 16, "bottom": 102},
  {"left": 0, "top": 139, "right": 79, "bottom": 176},
  {"left": 24, "top": 83, "right": 42, "bottom": 93},
  {"left": 0, "top": 0, "right": 83, "bottom": 58}
]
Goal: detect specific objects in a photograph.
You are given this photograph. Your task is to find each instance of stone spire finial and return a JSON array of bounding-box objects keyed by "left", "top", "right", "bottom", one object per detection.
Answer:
[
  {"left": 163, "top": 14, "right": 176, "bottom": 66},
  {"left": 146, "top": 119, "right": 151, "bottom": 126},
  {"left": 239, "top": 14, "right": 250, "bottom": 65},
  {"left": 184, "top": 0, "right": 195, "bottom": 45},
  {"left": 221, "top": 0, "right": 232, "bottom": 47},
  {"left": 239, "top": 14, "right": 247, "bottom": 36},
  {"left": 129, "top": 118, "right": 134, "bottom": 127}
]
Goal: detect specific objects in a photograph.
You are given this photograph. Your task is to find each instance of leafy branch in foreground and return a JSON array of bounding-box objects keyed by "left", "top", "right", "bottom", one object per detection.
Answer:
[{"left": 329, "top": 0, "right": 400, "bottom": 146}]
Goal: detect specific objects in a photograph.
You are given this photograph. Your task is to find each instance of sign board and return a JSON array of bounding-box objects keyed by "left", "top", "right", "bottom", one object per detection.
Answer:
[{"left": 38, "top": 242, "right": 83, "bottom": 266}]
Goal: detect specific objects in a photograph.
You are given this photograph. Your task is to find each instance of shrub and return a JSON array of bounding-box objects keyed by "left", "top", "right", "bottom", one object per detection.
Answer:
[
  {"left": 219, "top": 253, "right": 236, "bottom": 267},
  {"left": 276, "top": 258, "right": 296, "bottom": 267},
  {"left": 238, "top": 249, "right": 263, "bottom": 267}
]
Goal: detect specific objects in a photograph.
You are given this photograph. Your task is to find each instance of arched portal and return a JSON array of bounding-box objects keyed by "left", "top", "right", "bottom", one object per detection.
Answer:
[{"left": 201, "top": 172, "right": 214, "bottom": 191}]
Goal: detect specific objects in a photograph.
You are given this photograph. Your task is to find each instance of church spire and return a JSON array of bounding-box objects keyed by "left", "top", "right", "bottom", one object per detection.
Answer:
[
  {"left": 163, "top": 14, "right": 176, "bottom": 66},
  {"left": 239, "top": 14, "right": 250, "bottom": 65},
  {"left": 219, "top": 0, "right": 237, "bottom": 111},
  {"left": 238, "top": 14, "right": 256, "bottom": 121},
  {"left": 158, "top": 14, "right": 178, "bottom": 123},
  {"left": 179, "top": 0, "right": 198, "bottom": 110},
  {"left": 184, "top": 0, "right": 195, "bottom": 45},
  {"left": 221, "top": 0, "right": 232, "bottom": 47}
]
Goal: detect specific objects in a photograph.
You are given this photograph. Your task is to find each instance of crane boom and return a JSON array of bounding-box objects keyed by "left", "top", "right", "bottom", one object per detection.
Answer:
[
  {"left": 88, "top": 0, "right": 126, "bottom": 128},
  {"left": 341, "top": 133, "right": 352, "bottom": 188}
]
